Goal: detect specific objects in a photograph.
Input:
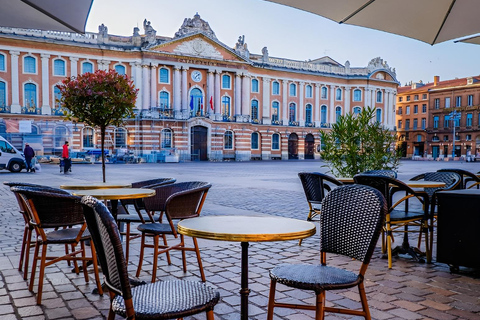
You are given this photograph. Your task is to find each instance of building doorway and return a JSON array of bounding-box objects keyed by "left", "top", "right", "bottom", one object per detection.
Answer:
[
  {"left": 191, "top": 126, "right": 208, "bottom": 161},
  {"left": 304, "top": 133, "right": 315, "bottom": 159},
  {"left": 443, "top": 145, "right": 449, "bottom": 157},
  {"left": 432, "top": 146, "right": 439, "bottom": 159},
  {"left": 288, "top": 133, "right": 298, "bottom": 159}
]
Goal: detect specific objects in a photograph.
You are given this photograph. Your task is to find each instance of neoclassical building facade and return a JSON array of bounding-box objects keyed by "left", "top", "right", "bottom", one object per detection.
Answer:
[{"left": 0, "top": 14, "right": 399, "bottom": 161}]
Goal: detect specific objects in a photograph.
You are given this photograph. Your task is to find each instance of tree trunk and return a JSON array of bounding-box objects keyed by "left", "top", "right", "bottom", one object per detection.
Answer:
[{"left": 101, "top": 127, "right": 106, "bottom": 183}]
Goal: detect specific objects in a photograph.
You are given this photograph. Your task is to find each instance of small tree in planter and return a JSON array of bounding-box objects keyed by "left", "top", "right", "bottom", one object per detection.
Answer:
[
  {"left": 319, "top": 106, "right": 400, "bottom": 177},
  {"left": 57, "top": 69, "right": 138, "bottom": 182}
]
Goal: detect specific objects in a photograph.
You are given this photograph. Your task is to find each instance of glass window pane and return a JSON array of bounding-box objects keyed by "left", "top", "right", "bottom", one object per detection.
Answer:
[
  {"left": 222, "top": 75, "right": 231, "bottom": 89},
  {"left": 160, "top": 68, "right": 169, "bottom": 83},
  {"left": 115, "top": 65, "right": 126, "bottom": 75},
  {"left": 82, "top": 62, "right": 93, "bottom": 74},
  {"left": 24, "top": 56, "right": 36, "bottom": 73},
  {"left": 0, "top": 54, "right": 4, "bottom": 71},
  {"left": 54, "top": 59, "right": 65, "bottom": 76},
  {"left": 115, "top": 128, "right": 127, "bottom": 148},
  {"left": 251, "top": 132, "right": 258, "bottom": 149}
]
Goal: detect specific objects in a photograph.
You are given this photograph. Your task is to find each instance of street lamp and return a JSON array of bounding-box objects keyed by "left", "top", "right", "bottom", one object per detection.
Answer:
[{"left": 449, "top": 110, "right": 461, "bottom": 158}]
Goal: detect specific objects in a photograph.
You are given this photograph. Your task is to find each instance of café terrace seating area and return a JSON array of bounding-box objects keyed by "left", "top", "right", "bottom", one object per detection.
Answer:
[{"left": 0, "top": 164, "right": 479, "bottom": 320}]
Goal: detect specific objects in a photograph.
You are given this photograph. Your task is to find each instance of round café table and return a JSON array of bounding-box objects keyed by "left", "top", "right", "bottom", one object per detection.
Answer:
[
  {"left": 178, "top": 215, "right": 316, "bottom": 320},
  {"left": 60, "top": 182, "right": 132, "bottom": 190},
  {"left": 337, "top": 177, "right": 446, "bottom": 188}
]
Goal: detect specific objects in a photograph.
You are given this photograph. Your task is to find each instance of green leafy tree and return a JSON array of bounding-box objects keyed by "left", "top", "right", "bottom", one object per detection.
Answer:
[
  {"left": 57, "top": 69, "right": 138, "bottom": 182},
  {"left": 320, "top": 106, "right": 400, "bottom": 177}
]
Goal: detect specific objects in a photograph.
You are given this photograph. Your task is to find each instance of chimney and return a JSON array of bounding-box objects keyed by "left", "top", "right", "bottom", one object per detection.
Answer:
[{"left": 434, "top": 76, "right": 440, "bottom": 86}]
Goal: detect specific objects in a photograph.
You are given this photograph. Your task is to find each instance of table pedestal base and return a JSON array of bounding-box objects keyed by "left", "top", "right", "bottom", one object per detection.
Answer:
[{"left": 240, "top": 242, "right": 250, "bottom": 320}]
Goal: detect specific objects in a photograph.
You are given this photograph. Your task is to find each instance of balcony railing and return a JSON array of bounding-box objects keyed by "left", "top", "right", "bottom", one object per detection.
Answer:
[
  {"left": 289, "top": 121, "right": 299, "bottom": 126},
  {"left": 305, "top": 122, "right": 315, "bottom": 127},
  {"left": 22, "top": 105, "right": 40, "bottom": 114},
  {"left": 0, "top": 105, "right": 10, "bottom": 113},
  {"left": 271, "top": 119, "right": 283, "bottom": 126},
  {"left": 52, "top": 107, "right": 66, "bottom": 116},
  {"left": 320, "top": 122, "right": 330, "bottom": 128}
]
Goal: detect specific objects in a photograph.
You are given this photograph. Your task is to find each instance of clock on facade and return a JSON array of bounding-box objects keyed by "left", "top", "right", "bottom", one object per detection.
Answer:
[{"left": 191, "top": 70, "right": 202, "bottom": 82}]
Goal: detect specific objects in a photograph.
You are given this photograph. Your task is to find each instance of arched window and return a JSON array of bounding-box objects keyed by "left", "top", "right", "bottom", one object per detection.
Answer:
[
  {"left": 190, "top": 88, "right": 203, "bottom": 116},
  {"left": 24, "top": 83, "right": 37, "bottom": 111},
  {"left": 376, "top": 109, "right": 382, "bottom": 123},
  {"left": 353, "top": 89, "right": 362, "bottom": 102},
  {"left": 251, "top": 132, "right": 259, "bottom": 149},
  {"left": 54, "top": 126, "right": 67, "bottom": 148},
  {"left": 0, "top": 81, "right": 5, "bottom": 110},
  {"left": 335, "top": 106, "right": 342, "bottom": 123},
  {"left": 159, "top": 91, "right": 169, "bottom": 108},
  {"left": 53, "top": 86, "right": 63, "bottom": 115},
  {"left": 376, "top": 90, "right": 383, "bottom": 103},
  {"left": 335, "top": 88, "right": 342, "bottom": 101},
  {"left": 0, "top": 53, "right": 5, "bottom": 71},
  {"left": 53, "top": 59, "right": 66, "bottom": 76},
  {"left": 251, "top": 79, "right": 259, "bottom": 93},
  {"left": 83, "top": 127, "right": 94, "bottom": 148},
  {"left": 224, "top": 131, "right": 233, "bottom": 149},
  {"left": 305, "top": 104, "right": 312, "bottom": 124},
  {"left": 159, "top": 68, "right": 169, "bottom": 83},
  {"left": 115, "top": 128, "right": 127, "bottom": 148},
  {"left": 30, "top": 125, "right": 39, "bottom": 135},
  {"left": 24, "top": 56, "right": 36, "bottom": 73},
  {"left": 115, "top": 64, "right": 126, "bottom": 75},
  {"left": 251, "top": 99, "right": 259, "bottom": 122},
  {"left": 321, "top": 86, "right": 328, "bottom": 99},
  {"left": 272, "top": 101, "right": 279, "bottom": 123},
  {"left": 353, "top": 106, "right": 361, "bottom": 115},
  {"left": 305, "top": 85, "right": 313, "bottom": 98},
  {"left": 272, "top": 133, "right": 280, "bottom": 150},
  {"left": 272, "top": 81, "right": 280, "bottom": 95},
  {"left": 321, "top": 105, "right": 327, "bottom": 124},
  {"left": 289, "top": 103, "right": 296, "bottom": 123},
  {"left": 289, "top": 83, "right": 296, "bottom": 96},
  {"left": 222, "top": 74, "right": 231, "bottom": 89},
  {"left": 416, "top": 134, "right": 423, "bottom": 142},
  {"left": 161, "top": 128, "right": 172, "bottom": 148},
  {"left": 222, "top": 95, "right": 231, "bottom": 118},
  {"left": 82, "top": 61, "right": 93, "bottom": 74}
]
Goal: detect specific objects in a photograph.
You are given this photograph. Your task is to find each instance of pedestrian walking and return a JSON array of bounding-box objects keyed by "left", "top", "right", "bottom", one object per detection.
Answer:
[
  {"left": 23, "top": 143, "right": 35, "bottom": 172},
  {"left": 62, "top": 141, "right": 71, "bottom": 173}
]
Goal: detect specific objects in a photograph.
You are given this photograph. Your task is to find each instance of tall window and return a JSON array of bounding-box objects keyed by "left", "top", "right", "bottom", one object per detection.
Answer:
[
  {"left": 321, "top": 105, "right": 327, "bottom": 124},
  {"left": 54, "top": 126, "right": 67, "bottom": 148},
  {"left": 115, "top": 128, "right": 127, "bottom": 148},
  {"left": 0, "top": 81, "right": 5, "bottom": 109},
  {"left": 115, "top": 64, "right": 126, "bottom": 75},
  {"left": 272, "top": 101, "right": 279, "bottom": 122},
  {"left": 251, "top": 100, "right": 259, "bottom": 121},
  {"left": 251, "top": 132, "right": 259, "bottom": 149},
  {"left": 376, "top": 90, "right": 383, "bottom": 103},
  {"left": 456, "top": 96, "right": 462, "bottom": 107},
  {"left": 82, "top": 61, "right": 93, "bottom": 74},
  {"left": 224, "top": 131, "right": 233, "bottom": 149},
  {"left": 444, "top": 115, "right": 450, "bottom": 128},
  {"left": 272, "top": 81, "right": 279, "bottom": 95},
  {"left": 251, "top": 79, "right": 259, "bottom": 93},
  {"left": 413, "top": 119, "right": 418, "bottom": 130},
  {"left": 353, "top": 89, "right": 362, "bottom": 102},
  {"left": 161, "top": 129, "right": 172, "bottom": 148},
  {"left": 53, "top": 86, "right": 62, "bottom": 111},
  {"left": 405, "top": 119, "right": 410, "bottom": 130},
  {"left": 467, "top": 113, "right": 473, "bottom": 126},
  {"left": 289, "top": 103, "right": 296, "bottom": 123},
  {"left": 272, "top": 133, "right": 280, "bottom": 150},
  {"left": 434, "top": 98, "right": 440, "bottom": 109},
  {"left": 159, "top": 91, "right": 169, "bottom": 108},
  {"left": 53, "top": 59, "right": 65, "bottom": 76},
  {"left": 83, "top": 127, "right": 94, "bottom": 148},
  {"left": 335, "top": 106, "right": 341, "bottom": 123},
  {"left": 305, "top": 85, "right": 312, "bottom": 98},
  {"left": 421, "top": 118, "right": 426, "bottom": 129},
  {"left": 222, "top": 95, "right": 231, "bottom": 117},
  {"left": 433, "top": 116, "right": 439, "bottom": 129},
  {"left": 422, "top": 94, "right": 427, "bottom": 100},
  {"left": 445, "top": 97, "right": 451, "bottom": 108},
  {"left": 416, "top": 134, "right": 422, "bottom": 142},
  {"left": 353, "top": 106, "right": 361, "bottom": 115},
  {"left": 321, "top": 86, "right": 328, "bottom": 99},
  {"left": 398, "top": 120, "right": 402, "bottom": 129},
  {"left": 414, "top": 95, "right": 419, "bottom": 101},
  {"left": 376, "top": 109, "right": 382, "bottom": 123},
  {"left": 422, "top": 104, "right": 427, "bottom": 113},
  {"left": 0, "top": 53, "right": 5, "bottom": 71},
  {"left": 335, "top": 88, "right": 342, "bottom": 100},
  {"left": 159, "top": 68, "right": 169, "bottom": 83},
  {"left": 468, "top": 95, "right": 474, "bottom": 106},
  {"left": 453, "top": 114, "right": 460, "bottom": 127},
  {"left": 305, "top": 104, "right": 312, "bottom": 124},
  {"left": 397, "top": 107, "right": 402, "bottom": 115},
  {"left": 222, "top": 74, "right": 231, "bottom": 89},
  {"left": 406, "top": 106, "right": 410, "bottom": 115},
  {"left": 24, "top": 83, "right": 37, "bottom": 109},
  {"left": 190, "top": 88, "right": 203, "bottom": 116},
  {"left": 289, "top": 83, "right": 296, "bottom": 96},
  {"left": 414, "top": 105, "right": 418, "bottom": 114},
  {"left": 24, "top": 56, "right": 36, "bottom": 73}
]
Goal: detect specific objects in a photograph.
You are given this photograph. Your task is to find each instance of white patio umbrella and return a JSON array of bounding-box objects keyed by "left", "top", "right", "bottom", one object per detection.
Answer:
[
  {"left": 455, "top": 34, "right": 480, "bottom": 45},
  {"left": 264, "top": 0, "right": 480, "bottom": 45},
  {"left": 0, "top": 0, "right": 93, "bottom": 33}
]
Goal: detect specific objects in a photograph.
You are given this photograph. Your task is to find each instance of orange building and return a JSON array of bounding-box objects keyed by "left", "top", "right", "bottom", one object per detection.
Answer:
[{"left": 0, "top": 14, "right": 399, "bottom": 162}]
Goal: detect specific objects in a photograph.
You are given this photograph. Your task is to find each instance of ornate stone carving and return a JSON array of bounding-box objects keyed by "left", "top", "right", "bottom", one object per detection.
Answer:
[
  {"left": 143, "top": 19, "right": 157, "bottom": 44},
  {"left": 262, "top": 47, "right": 269, "bottom": 63},
  {"left": 173, "top": 38, "right": 222, "bottom": 59},
  {"left": 367, "top": 57, "right": 395, "bottom": 76},
  {"left": 174, "top": 13, "right": 217, "bottom": 40},
  {"left": 234, "top": 35, "right": 249, "bottom": 59}
]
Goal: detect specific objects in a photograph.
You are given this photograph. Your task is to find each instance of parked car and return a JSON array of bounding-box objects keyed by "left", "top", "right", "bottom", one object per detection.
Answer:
[{"left": 0, "top": 136, "right": 26, "bottom": 172}]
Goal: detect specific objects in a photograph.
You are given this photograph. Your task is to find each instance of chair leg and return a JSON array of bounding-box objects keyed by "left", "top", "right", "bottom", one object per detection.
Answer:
[
  {"left": 192, "top": 237, "right": 206, "bottom": 282},
  {"left": 29, "top": 242, "right": 40, "bottom": 291},
  {"left": 358, "top": 282, "right": 372, "bottom": 320},
  {"left": 36, "top": 243, "right": 48, "bottom": 304},
  {"left": 108, "top": 292, "right": 116, "bottom": 320},
  {"left": 19, "top": 225, "right": 28, "bottom": 271},
  {"left": 90, "top": 242, "right": 103, "bottom": 296},
  {"left": 151, "top": 234, "right": 159, "bottom": 283},
  {"left": 315, "top": 291, "right": 326, "bottom": 320},
  {"left": 71, "top": 243, "right": 80, "bottom": 274},
  {"left": 23, "top": 228, "right": 33, "bottom": 280},
  {"left": 387, "top": 230, "right": 393, "bottom": 269},
  {"left": 64, "top": 243, "right": 71, "bottom": 266},
  {"left": 80, "top": 242, "right": 89, "bottom": 283},
  {"left": 206, "top": 309, "right": 215, "bottom": 320},
  {"left": 266, "top": 279, "right": 277, "bottom": 320},
  {"left": 162, "top": 235, "right": 171, "bottom": 265},
  {"left": 180, "top": 234, "right": 187, "bottom": 273},
  {"left": 125, "top": 222, "right": 131, "bottom": 264},
  {"left": 136, "top": 233, "right": 146, "bottom": 278}
]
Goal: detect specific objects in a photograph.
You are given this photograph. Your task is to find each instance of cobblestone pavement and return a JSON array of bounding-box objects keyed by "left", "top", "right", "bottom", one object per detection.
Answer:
[{"left": 0, "top": 160, "right": 479, "bottom": 319}]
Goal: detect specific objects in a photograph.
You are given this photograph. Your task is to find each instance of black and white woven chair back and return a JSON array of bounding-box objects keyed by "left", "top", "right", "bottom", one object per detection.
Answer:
[
  {"left": 423, "top": 171, "right": 461, "bottom": 198},
  {"left": 298, "top": 172, "right": 342, "bottom": 203},
  {"left": 362, "top": 170, "right": 397, "bottom": 179},
  {"left": 320, "top": 184, "right": 387, "bottom": 263},
  {"left": 81, "top": 196, "right": 131, "bottom": 299}
]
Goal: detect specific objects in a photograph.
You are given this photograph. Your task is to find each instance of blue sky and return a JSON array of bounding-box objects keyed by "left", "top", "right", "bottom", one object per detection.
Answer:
[{"left": 86, "top": 0, "right": 480, "bottom": 86}]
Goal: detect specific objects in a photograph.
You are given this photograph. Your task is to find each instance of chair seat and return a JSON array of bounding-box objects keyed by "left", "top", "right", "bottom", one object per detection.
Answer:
[
  {"left": 137, "top": 222, "right": 176, "bottom": 235},
  {"left": 270, "top": 264, "right": 361, "bottom": 292},
  {"left": 112, "top": 280, "right": 220, "bottom": 319},
  {"left": 117, "top": 213, "right": 152, "bottom": 223},
  {"left": 389, "top": 209, "right": 425, "bottom": 222},
  {"left": 43, "top": 227, "right": 90, "bottom": 244}
]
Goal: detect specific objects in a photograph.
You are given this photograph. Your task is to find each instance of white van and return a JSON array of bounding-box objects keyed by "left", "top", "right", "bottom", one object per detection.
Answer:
[{"left": 0, "top": 136, "right": 25, "bottom": 172}]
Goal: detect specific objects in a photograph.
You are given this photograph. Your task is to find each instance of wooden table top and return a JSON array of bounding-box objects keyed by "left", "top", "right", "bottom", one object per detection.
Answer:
[
  {"left": 60, "top": 182, "right": 132, "bottom": 190},
  {"left": 71, "top": 188, "right": 155, "bottom": 200},
  {"left": 178, "top": 215, "right": 316, "bottom": 242},
  {"left": 337, "top": 177, "right": 446, "bottom": 188}
]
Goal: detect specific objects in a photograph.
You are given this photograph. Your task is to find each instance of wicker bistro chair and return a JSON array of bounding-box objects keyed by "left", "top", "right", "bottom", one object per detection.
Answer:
[
  {"left": 81, "top": 196, "right": 219, "bottom": 320},
  {"left": 362, "top": 169, "right": 398, "bottom": 178},
  {"left": 354, "top": 174, "right": 431, "bottom": 267},
  {"left": 437, "top": 168, "right": 480, "bottom": 189},
  {"left": 267, "top": 184, "right": 386, "bottom": 320},
  {"left": 11, "top": 186, "right": 103, "bottom": 304},
  {"left": 136, "top": 181, "right": 212, "bottom": 283},
  {"left": 117, "top": 178, "right": 176, "bottom": 263},
  {"left": 4, "top": 182, "right": 71, "bottom": 280}
]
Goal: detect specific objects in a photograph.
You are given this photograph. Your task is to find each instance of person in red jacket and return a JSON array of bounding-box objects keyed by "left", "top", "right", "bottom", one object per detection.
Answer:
[
  {"left": 62, "top": 141, "right": 69, "bottom": 158},
  {"left": 62, "top": 141, "right": 71, "bottom": 173}
]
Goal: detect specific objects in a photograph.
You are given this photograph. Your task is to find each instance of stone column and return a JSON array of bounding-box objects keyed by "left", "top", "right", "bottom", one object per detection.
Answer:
[
  {"left": 344, "top": 87, "right": 351, "bottom": 114},
  {"left": 133, "top": 61, "right": 142, "bottom": 109},
  {"left": 150, "top": 65, "right": 157, "bottom": 108},
  {"left": 282, "top": 80, "right": 288, "bottom": 124},
  {"left": 207, "top": 70, "right": 214, "bottom": 117},
  {"left": 329, "top": 85, "right": 335, "bottom": 121},
  {"left": 173, "top": 65, "right": 181, "bottom": 116},
  {"left": 40, "top": 54, "right": 51, "bottom": 114},
  {"left": 262, "top": 78, "right": 271, "bottom": 124},
  {"left": 383, "top": 89, "right": 389, "bottom": 126},
  {"left": 70, "top": 57, "right": 78, "bottom": 76},
  {"left": 234, "top": 73, "right": 242, "bottom": 117},
  {"left": 9, "top": 51, "right": 20, "bottom": 113},
  {"left": 299, "top": 81, "right": 305, "bottom": 126},
  {"left": 181, "top": 67, "right": 189, "bottom": 114},
  {"left": 371, "top": 88, "right": 376, "bottom": 109},
  {"left": 241, "top": 73, "right": 250, "bottom": 121},
  {"left": 142, "top": 64, "right": 150, "bottom": 109},
  {"left": 214, "top": 70, "right": 221, "bottom": 115},
  {"left": 314, "top": 84, "right": 320, "bottom": 126},
  {"left": 364, "top": 88, "right": 371, "bottom": 108}
]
